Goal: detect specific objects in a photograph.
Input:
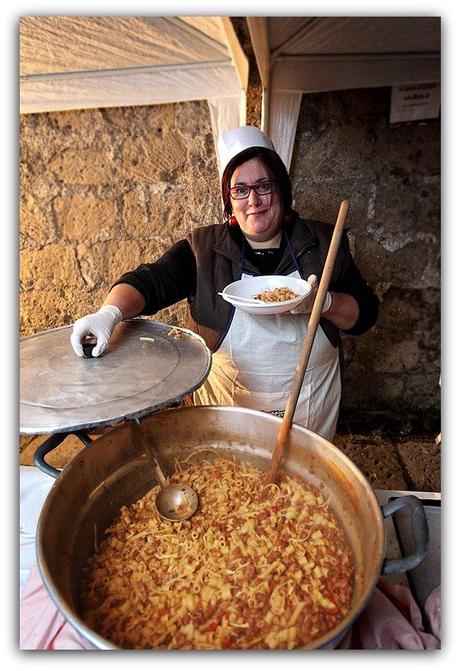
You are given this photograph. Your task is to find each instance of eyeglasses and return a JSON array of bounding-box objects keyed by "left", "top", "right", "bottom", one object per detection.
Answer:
[{"left": 229, "top": 179, "right": 277, "bottom": 200}]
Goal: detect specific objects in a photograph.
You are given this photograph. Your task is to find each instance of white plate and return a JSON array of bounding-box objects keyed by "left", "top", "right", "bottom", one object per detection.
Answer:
[{"left": 221, "top": 275, "right": 311, "bottom": 315}]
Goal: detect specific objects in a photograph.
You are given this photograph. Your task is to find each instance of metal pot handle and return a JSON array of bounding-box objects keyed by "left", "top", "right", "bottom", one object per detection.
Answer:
[
  {"left": 33, "top": 431, "right": 93, "bottom": 478},
  {"left": 380, "top": 495, "right": 429, "bottom": 574}
]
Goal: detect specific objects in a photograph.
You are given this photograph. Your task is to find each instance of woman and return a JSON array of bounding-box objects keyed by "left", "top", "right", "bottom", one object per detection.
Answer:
[{"left": 71, "top": 126, "right": 379, "bottom": 440}]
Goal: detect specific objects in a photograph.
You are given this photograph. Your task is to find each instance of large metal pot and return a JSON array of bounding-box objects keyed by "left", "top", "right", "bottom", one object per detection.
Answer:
[{"left": 37, "top": 406, "right": 428, "bottom": 650}]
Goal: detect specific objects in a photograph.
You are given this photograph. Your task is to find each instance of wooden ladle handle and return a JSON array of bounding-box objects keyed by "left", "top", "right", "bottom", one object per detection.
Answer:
[{"left": 265, "top": 200, "right": 350, "bottom": 483}]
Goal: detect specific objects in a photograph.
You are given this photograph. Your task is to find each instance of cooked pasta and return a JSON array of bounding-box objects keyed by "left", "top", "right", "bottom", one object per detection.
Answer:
[
  {"left": 168, "top": 327, "right": 182, "bottom": 339},
  {"left": 253, "top": 287, "right": 299, "bottom": 302},
  {"left": 80, "top": 457, "right": 353, "bottom": 649}
]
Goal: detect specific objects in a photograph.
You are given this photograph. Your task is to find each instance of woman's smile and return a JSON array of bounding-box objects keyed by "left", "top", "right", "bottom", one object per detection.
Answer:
[{"left": 248, "top": 208, "right": 268, "bottom": 216}]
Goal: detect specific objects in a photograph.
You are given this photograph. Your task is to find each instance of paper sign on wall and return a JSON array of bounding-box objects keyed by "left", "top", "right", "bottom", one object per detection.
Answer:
[{"left": 390, "top": 83, "right": 440, "bottom": 123}]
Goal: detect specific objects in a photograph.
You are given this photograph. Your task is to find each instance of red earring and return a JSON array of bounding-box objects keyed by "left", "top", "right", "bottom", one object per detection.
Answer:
[
  {"left": 229, "top": 215, "right": 238, "bottom": 226},
  {"left": 283, "top": 211, "right": 292, "bottom": 223}
]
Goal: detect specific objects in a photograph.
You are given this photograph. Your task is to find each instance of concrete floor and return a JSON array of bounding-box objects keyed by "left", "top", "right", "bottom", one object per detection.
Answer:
[{"left": 20, "top": 426, "right": 441, "bottom": 493}]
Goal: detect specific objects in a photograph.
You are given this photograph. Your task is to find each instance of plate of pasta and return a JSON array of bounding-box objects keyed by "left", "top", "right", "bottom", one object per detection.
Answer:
[{"left": 220, "top": 275, "right": 312, "bottom": 315}]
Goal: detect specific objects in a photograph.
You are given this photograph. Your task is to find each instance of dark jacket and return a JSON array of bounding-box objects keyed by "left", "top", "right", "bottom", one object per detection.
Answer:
[{"left": 114, "top": 214, "right": 379, "bottom": 352}]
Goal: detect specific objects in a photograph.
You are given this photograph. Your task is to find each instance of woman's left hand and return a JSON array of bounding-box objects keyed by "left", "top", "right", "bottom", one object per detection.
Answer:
[{"left": 290, "top": 275, "right": 332, "bottom": 314}]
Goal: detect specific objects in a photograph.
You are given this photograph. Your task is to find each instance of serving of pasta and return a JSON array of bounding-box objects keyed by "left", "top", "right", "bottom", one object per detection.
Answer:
[
  {"left": 252, "top": 287, "right": 299, "bottom": 302},
  {"left": 80, "top": 456, "right": 354, "bottom": 649}
]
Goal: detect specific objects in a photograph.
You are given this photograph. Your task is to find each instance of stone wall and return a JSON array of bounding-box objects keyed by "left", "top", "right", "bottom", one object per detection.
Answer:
[
  {"left": 19, "top": 88, "right": 440, "bottom": 431},
  {"left": 19, "top": 102, "right": 221, "bottom": 336}
]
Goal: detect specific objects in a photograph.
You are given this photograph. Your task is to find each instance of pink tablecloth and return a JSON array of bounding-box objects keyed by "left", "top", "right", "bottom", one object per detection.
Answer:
[
  {"left": 20, "top": 563, "right": 88, "bottom": 650},
  {"left": 20, "top": 561, "right": 441, "bottom": 650},
  {"left": 338, "top": 577, "right": 440, "bottom": 649}
]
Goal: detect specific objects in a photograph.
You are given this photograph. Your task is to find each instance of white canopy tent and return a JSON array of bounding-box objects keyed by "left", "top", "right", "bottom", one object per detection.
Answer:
[
  {"left": 20, "top": 16, "right": 440, "bottom": 171},
  {"left": 247, "top": 17, "right": 440, "bottom": 169}
]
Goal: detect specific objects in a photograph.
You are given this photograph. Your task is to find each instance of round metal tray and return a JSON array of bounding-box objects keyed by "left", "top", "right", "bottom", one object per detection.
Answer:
[{"left": 20, "top": 320, "right": 212, "bottom": 435}]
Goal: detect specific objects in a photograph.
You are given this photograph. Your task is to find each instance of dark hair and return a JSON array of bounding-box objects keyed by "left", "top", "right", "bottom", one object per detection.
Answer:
[{"left": 221, "top": 146, "right": 293, "bottom": 220}]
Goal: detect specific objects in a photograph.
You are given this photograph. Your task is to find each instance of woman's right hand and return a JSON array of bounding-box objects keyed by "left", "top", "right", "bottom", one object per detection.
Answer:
[{"left": 70, "top": 305, "right": 123, "bottom": 357}]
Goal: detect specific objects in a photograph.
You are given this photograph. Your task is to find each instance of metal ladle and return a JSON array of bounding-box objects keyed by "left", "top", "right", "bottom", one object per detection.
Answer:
[{"left": 131, "top": 417, "right": 198, "bottom": 522}]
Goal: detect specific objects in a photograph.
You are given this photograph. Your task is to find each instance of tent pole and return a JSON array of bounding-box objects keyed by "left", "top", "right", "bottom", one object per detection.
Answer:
[
  {"left": 219, "top": 18, "right": 249, "bottom": 126},
  {"left": 246, "top": 17, "right": 271, "bottom": 132},
  {"left": 261, "top": 83, "right": 270, "bottom": 134}
]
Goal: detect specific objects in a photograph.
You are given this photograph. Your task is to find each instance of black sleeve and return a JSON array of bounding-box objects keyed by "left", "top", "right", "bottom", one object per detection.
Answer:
[
  {"left": 331, "top": 231, "right": 380, "bottom": 336},
  {"left": 112, "top": 240, "right": 197, "bottom": 315}
]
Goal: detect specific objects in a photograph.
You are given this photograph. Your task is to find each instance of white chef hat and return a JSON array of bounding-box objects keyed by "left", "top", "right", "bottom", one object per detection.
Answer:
[{"left": 217, "top": 125, "right": 276, "bottom": 176}]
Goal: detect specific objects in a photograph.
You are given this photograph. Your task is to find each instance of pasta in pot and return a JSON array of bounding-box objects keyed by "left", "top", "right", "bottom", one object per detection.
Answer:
[{"left": 80, "top": 457, "right": 354, "bottom": 649}]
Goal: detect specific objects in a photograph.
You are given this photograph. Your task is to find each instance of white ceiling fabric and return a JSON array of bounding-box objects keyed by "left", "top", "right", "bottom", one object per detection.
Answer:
[
  {"left": 19, "top": 17, "right": 229, "bottom": 75},
  {"left": 267, "top": 17, "right": 440, "bottom": 55},
  {"left": 20, "top": 63, "right": 241, "bottom": 114}
]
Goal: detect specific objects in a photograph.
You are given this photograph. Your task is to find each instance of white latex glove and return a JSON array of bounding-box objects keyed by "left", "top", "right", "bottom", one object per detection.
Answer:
[
  {"left": 70, "top": 305, "right": 123, "bottom": 357},
  {"left": 290, "top": 274, "right": 332, "bottom": 315}
]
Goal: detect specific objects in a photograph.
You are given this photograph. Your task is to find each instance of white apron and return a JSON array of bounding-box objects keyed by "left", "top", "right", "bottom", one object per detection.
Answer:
[{"left": 194, "top": 270, "right": 341, "bottom": 441}]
